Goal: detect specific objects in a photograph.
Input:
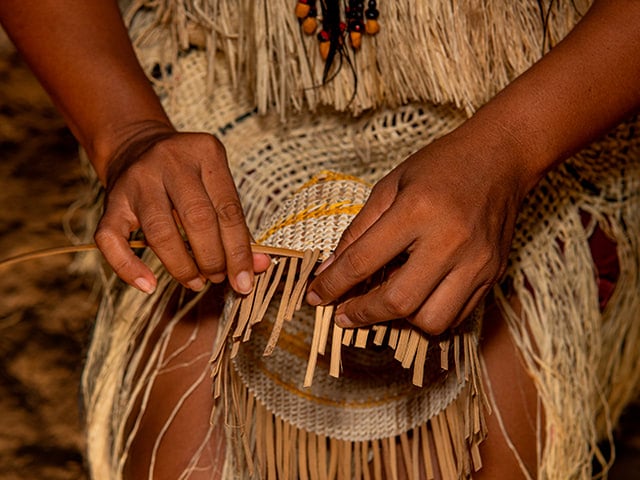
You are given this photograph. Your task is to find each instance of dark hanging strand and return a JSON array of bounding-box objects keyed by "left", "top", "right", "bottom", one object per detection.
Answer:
[{"left": 319, "top": 0, "right": 344, "bottom": 83}]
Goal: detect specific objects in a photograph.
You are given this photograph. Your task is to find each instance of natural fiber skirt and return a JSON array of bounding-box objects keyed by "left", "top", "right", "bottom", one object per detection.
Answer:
[{"left": 81, "top": 48, "right": 640, "bottom": 479}]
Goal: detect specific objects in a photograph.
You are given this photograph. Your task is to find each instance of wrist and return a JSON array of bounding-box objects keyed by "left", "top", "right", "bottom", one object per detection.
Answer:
[
  {"left": 441, "top": 121, "right": 535, "bottom": 211},
  {"left": 462, "top": 99, "right": 558, "bottom": 200},
  {"left": 89, "top": 118, "right": 176, "bottom": 186}
]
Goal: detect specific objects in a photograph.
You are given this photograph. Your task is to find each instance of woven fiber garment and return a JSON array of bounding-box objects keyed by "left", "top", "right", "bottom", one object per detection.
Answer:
[{"left": 80, "top": 3, "right": 640, "bottom": 478}]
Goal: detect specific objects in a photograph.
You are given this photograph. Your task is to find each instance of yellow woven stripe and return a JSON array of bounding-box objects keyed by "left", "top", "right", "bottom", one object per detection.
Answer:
[
  {"left": 257, "top": 202, "right": 364, "bottom": 243},
  {"left": 297, "top": 171, "right": 372, "bottom": 191}
]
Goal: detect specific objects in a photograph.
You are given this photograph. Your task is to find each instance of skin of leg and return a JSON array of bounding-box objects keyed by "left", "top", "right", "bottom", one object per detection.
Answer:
[
  {"left": 471, "top": 224, "right": 618, "bottom": 479},
  {"left": 473, "top": 299, "right": 540, "bottom": 480},
  {"left": 123, "top": 285, "right": 226, "bottom": 480}
]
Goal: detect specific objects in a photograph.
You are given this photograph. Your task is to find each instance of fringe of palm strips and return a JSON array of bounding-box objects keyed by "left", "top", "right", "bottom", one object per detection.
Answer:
[
  {"left": 123, "top": 0, "right": 589, "bottom": 118},
  {"left": 209, "top": 247, "right": 489, "bottom": 479},
  {"left": 213, "top": 346, "right": 488, "bottom": 479}
]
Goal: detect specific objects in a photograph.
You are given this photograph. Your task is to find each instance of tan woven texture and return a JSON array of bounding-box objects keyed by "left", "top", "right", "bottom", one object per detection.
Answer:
[
  {"left": 207, "top": 173, "right": 486, "bottom": 478},
  {"left": 80, "top": 2, "right": 640, "bottom": 479},
  {"left": 225, "top": 173, "right": 477, "bottom": 433}
]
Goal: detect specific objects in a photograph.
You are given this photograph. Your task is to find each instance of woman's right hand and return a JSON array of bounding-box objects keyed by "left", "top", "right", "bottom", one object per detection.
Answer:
[
  {"left": 0, "top": 2, "right": 269, "bottom": 295},
  {"left": 94, "top": 124, "right": 270, "bottom": 295}
]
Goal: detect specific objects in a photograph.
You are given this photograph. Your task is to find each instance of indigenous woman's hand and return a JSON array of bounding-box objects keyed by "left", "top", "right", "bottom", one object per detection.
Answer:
[
  {"left": 307, "top": 128, "right": 530, "bottom": 335},
  {"left": 94, "top": 124, "right": 270, "bottom": 295},
  {"left": 306, "top": 0, "right": 640, "bottom": 335}
]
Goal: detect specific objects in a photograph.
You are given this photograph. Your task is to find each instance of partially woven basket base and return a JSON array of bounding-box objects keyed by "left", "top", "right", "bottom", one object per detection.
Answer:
[{"left": 210, "top": 172, "right": 487, "bottom": 479}]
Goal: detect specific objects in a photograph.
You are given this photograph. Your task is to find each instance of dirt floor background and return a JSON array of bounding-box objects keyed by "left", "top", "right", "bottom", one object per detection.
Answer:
[{"left": 1, "top": 29, "right": 639, "bottom": 479}]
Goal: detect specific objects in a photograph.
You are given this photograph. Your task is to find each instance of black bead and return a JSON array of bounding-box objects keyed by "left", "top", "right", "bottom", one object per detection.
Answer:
[{"left": 365, "top": 9, "right": 379, "bottom": 19}]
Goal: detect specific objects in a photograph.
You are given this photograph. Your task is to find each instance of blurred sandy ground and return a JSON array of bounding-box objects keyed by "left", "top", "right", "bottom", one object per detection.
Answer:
[
  {"left": 0, "top": 29, "right": 93, "bottom": 479},
  {"left": 1, "top": 26, "right": 639, "bottom": 480}
]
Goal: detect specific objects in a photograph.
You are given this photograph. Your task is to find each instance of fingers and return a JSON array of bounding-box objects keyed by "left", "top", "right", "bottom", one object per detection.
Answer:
[
  {"left": 331, "top": 176, "right": 397, "bottom": 258},
  {"left": 97, "top": 183, "right": 208, "bottom": 292},
  {"left": 334, "top": 263, "right": 492, "bottom": 336},
  {"left": 308, "top": 178, "right": 502, "bottom": 334},
  {"left": 94, "top": 200, "right": 159, "bottom": 294},
  {"left": 167, "top": 173, "right": 226, "bottom": 284},
  {"left": 96, "top": 132, "right": 266, "bottom": 295},
  {"left": 307, "top": 200, "right": 414, "bottom": 307},
  {"left": 202, "top": 164, "right": 256, "bottom": 294},
  {"left": 307, "top": 177, "right": 400, "bottom": 301},
  {"left": 331, "top": 249, "right": 446, "bottom": 330}
]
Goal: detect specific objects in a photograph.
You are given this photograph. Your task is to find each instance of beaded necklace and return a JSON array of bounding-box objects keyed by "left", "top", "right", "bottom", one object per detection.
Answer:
[{"left": 295, "top": 0, "right": 380, "bottom": 61}]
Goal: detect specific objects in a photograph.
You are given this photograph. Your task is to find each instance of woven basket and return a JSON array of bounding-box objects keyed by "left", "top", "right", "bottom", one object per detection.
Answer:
[{"left": 210, "top": 171, "right": 488, "bottom": 479}]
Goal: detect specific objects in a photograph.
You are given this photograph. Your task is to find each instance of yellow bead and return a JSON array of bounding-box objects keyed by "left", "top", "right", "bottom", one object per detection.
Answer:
[
  {"left": 302, "top": 16, "right": 317, "bottom": 35},
  {"left": 365, "top": 19, "right": 380, "bottom": 35},
  {"left": 295, "top": 3, "right": 311, "bottom": 19}
]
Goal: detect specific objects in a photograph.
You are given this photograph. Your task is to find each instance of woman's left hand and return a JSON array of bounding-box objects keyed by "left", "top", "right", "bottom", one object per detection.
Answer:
[{"left": 306, "top": 126, "right": 529, "bottom": 335}]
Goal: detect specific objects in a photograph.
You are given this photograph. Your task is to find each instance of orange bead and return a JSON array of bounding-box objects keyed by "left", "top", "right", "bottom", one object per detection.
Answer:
[
  {"left": 295, "top": 3, "right": 311, "bottom": 19},
  {"left": 350, "top": 31, "right": 362, "bottom": 49},
  {"left": 365, "top": 19, "right": 380, "bottom": 35},
  {"left": 302, "top": 16, "right": 317, "bottom": 35},
  {"left": 319, "top": 41, "right": 330, "bottom": 60}
]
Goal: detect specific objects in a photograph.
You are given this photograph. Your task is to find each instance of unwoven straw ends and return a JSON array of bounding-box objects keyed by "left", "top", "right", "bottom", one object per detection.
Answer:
[
  {"left": 210, "top": 247, "right": 484, "bottom": 390},
  {"left": 208, "top": 245, "right": 490, "bottom": 478},
  {"left": 216, "top": 364, "right": 487, "bottom": 480}
]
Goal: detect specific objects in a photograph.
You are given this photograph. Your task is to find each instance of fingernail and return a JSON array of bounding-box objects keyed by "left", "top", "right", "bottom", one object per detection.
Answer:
[
  {"left": 187, "top": 278, "right": 206, "bottom": 292},
  {"left": 236, "top": 270, "right": 253, "bottom": 295},
  {"left": 306, "top": 290, "right": 322, "bottom": 306},
  {"left": 134, "top": 277, "right": 156, "bottom": 295},
  {"left": 209, "top": 273, "right": 226, "bottom": 284},
  {"left": 335, "top": 312, "right": 353, "bottom": 328},
  {"left": 314, "top": 254, "right": 335, "bottom": 276}
]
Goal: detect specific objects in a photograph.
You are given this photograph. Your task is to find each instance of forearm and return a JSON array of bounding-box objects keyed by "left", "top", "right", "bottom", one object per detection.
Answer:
[
  {"left": 0, "top": 0, "right": 172, "bottom": 184},
  {"left": 463, "top": 0, "right": 640, "bottom": 193}
]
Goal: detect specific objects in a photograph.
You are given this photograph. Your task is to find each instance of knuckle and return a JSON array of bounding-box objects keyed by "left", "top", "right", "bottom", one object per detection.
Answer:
[
  {"left": 471, "top": 245, "right": 503, "bottom": 283},
  {"left": 380, "top": 286, "right": 416, "bottom": 318},
  {"left": 181, "top": 200, "right": 215, "bottom": 229},
  {"left": 315, "top": 275, "right": 341, "bottom": 300},
  {"left": 199, "top": 260, "right": 226, "bottom": 277},
  {"left": 347, "top": 306, "right": 370, "bottom": 326},
  {"left": 448, "top": 220, "right": 474, "bottom": 246},
  {"left": 340, "top": 225, "right": 359, "bottom": 246},
  {"left": 194, "top": 247, "right": 227, "bottom": 276},
  {"left": 169, "top": 264, "right": 199, "bottom": 283},
  {"left": 147, "top": 138, "right": 176, "bottom": 159},
  {"left": 110, "top": 257, "right": 137, "bottom": 277},
  {"left": 216, "top": 199, "right": 246, "bottom": 227},
  {"left": 204, "top": 134, "right": 226, "bottom": 155},
  {"left": 226, "top": 244, "right": 252, "bottom": 264},
  {"left": 343, "top": 249, "right": 369, "bottom": 280},
  {"left": 141, "top": 215, "right": 175, "bottom": 245},
  {"left": 402, "top": 189, "right": 433, "bottom": 218},
  {"left": 93, "top": 226, "right": 117, "bottom": 248}
]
